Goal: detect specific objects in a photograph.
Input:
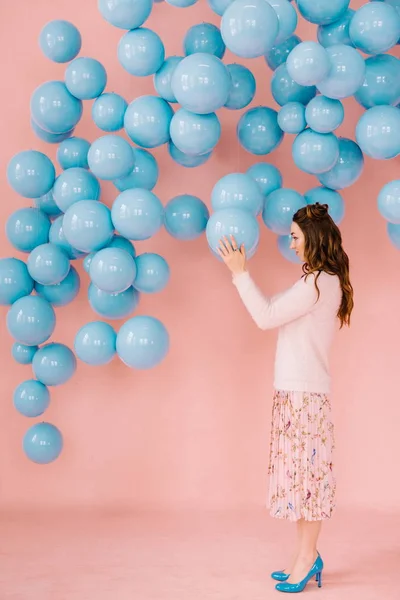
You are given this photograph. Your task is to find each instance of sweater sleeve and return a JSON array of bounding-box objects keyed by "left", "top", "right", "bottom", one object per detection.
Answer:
[{"left": 231, "top": 271, "right": 319, "bottom": 330}]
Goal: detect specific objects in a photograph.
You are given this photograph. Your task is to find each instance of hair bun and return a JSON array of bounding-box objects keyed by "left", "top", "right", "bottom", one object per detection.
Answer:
[{"left": 306, "top": 202, "right": 329, "bottom": 220}]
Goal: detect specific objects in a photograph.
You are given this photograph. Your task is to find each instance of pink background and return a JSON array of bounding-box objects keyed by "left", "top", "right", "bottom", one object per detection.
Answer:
[{"left": 0, "top": 0, "right": 399, "bottom": 515}]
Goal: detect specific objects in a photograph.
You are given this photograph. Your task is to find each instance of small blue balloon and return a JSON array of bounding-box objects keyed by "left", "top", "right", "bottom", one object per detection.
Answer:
[
  {"left": 387, "top": 222, "right": 400, "bottom": 250},
  {"left": 57, "top": 137, "right": 90, "bottom": 170},
  {"left": 305, "top": 96, "right": 344, "bottom": 133},
  {"left": 265, "top": 35, "right": 301, "bottom": 71},
  {"left": 112, "top": 188, "right": 164, "bottom": 240},
  {"left": 12, "top": 343, "right": 38, "bottom": 365},
  {"left": 84, "top": 253, "right": 95, "bottom": 273},
  {"left": 183, "top": 22, "right": 225, "bottom": 58},
  {"left": 114, "top": 148, "right": 158, "bottom": 192},
  {"left": 164, "top": 194, "right": 209, "bottom": 240},
  {"left": 277, "top": 102, "right": 306, "bottom": 134},
  {"left": 30, "top": 81, "right": 82, "bottom": 134},
  {"left": 206, "top": 208, "right": 260, "bottom": 259},
  {"left": 211, "top": 173, "right": 264, "bottom": 215},
  {"left": 304, "top": 186, "right": 345, "bottom": 224},
  {"left": 65, "top": 57, "right": 107, "bottom": 100},
  {"left": 355, "top": 105, "right": 400, "bottom": 160},
  {"left": 27, "top": 243, "right": 70, "bottom": 285},
  {"left": 88, "top": 134, "right": 135, "bottom": 180},
  {"left": 14, "top": 380, "right": 50, "bottom": 418},
  {"left": 297, "top": 0, "right": 350, "bottom": 25},
  {"left": 170, "top": 109, "right": 221, "bottom": 155},
  {"left": 318, "top": 137, "right": 364, "bottom": 190},
  {"left": 168, "top": 142, "right": 213, "bottom": 168},
  {"left": 6, "top": 208, "right": 50, "bottom": 253},
  {"left": 32, "top": 343, "right": 76, "bottom": 386},
  {"left": 377, "top": 180, "right": 400, "bottom": 224},
  {"left": 7, "top": 295, "right": 56, "bottom": 346},
  {"left": 292, "top": 130, "right": 339, "bottom": 174},
  {"left": 124, "top": 95, "right": 174, "bottom": 148},
  {"left": 237, "top": 107, "right": 284, "bottom": 155},
  {"left": 118, "top": 27, "right": 165, "bottom": 76},
  {"left": 349, "top": 2, "right": 400, "bottom": 54},
  {"left": 89, "top": 247, "right": 137, "bottom": 293},
  {"left": 224, "top": 64, "right": 256, "bottom": 110},
  {"left": 74, "top": 321, "right": 117, "bottom": 366},
  {"left": 317, "top": 9, "right": 355, "bottom": 47},
  {"left": 7, "top": 151, "right": 55, "bottom": 199},
  {"left": 263, "top": 188, "right": 305, "bottom": 235},
  {"left": 34, "top": 189, "right": 62, "bottom": 218},
  {"left": 107, "top": 234, "right": 136, "bottom": 257},
  {"left": 207, "top": 0, "right": 234, "bottom": 15},
  {"left": 49, "top": 215, "right": 87, "bottom": 260},
  {"left": 166, "top": 0, "right": 198, "bottom": 6},
  {"left": 0, "top": 258, "right": 34, "bottom": 305},
  {"left": 98, "top": 0, "right": 153, "bottom": 29},
  {"left": 354, "top": 55, "right": 400, "bottom": 109},
  {"left": 277, "top": 234, "right": 302, "bottom": 264},
  {"left": 116, "top": 315, "right": 169, "bottom": 369},
  {"left": 31, "top": 119, "right": 74, "bottom": 144},
  {"left": 62, "top": 200, "right": 114, "bottom": 252},
  {"left": 35, "top": 265, "right": 80, "bottom": 307},
  {"left": 53, "top": 168, "right": 100, "bottom": 212},
  {"left": 316, "top": 44, "right": 366, "bottom": 100},
  {"left": 271, "top": 63, "right": 317, "bottom": 107},
  {"left": 246, "top": 162, "right": 283, "bottom": 197},
  {"left": 133, "top": 253, "right": 170, "bottom": 293},
  {"left": 286, "top": 41, "right": 330, "bottom": 86},
  {"left": 266, "top": 0, "right": 298, "bottom": 45},
  {"left": 39, "top": 19, "right": 81, "bottom": 63},
  {"left": 88, "top": 283, "right": 140, "bottom": 319},
  {"left": 92, "top": 93, "right": 128, "bottom": 131},
  {"left": 153, "top": 56, "right": 183, "bottom": 103},
  {"left": 23, "top": 422, "right": 63, "bottom": 464}
]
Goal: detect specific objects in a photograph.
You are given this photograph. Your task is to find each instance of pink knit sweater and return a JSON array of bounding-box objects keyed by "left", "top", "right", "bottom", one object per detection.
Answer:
[{"left": 232, "top": 270, "right": 342, "bottom": 393}]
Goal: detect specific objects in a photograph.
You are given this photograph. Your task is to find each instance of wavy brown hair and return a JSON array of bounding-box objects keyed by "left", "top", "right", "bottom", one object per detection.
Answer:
[{"left": 293, "top": 202, "right": 354, "bottom": 328}]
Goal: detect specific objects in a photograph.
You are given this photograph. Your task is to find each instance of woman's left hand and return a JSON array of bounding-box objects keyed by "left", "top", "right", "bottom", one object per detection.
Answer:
[{"left": 217, "top": 235, "right": 247, "bottom": 276}]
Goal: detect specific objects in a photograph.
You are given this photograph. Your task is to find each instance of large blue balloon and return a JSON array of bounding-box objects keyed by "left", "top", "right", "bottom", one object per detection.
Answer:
[
  {"left": 221, "top": 0, "right": 279, "bottom": 58},
  {"left": 89, "top": 247, "right": 137, "bottom": 293},
  {"left": 171, "top": 53, "right": 231, "bottom": 114},
  {"left": 355, "top": 105, "right": 400, "bottom": 160},
  {"left": 65, "top": 57, "right": 107, "bottom": 100},
  {"left": 27, "top": 243, "right": 70, "bottom": 285},
  {"left": 297, "top": 0, "right": 350, "bottom": 25},
  {"left": 206, "top": 208, "right": 260, "bottom": 259},
  {"left": 237, "top": 107, "right": 284, "bottom": 155},
  {"left": 263, "top": 188, "right": 305, "bottom": 234},
  {"left": 7, "top": 151, "right": 55, "bottom": 199},
  {"left": 124, "top": 95, "right": 174, "bottom": 148},
  {"left": 12, "top": 343, "right": 38, "bottom": 365},
  {"left": 266, "top": 0, "right": 297, "bottom": 45},
  {"left": 286, "top": 41, "right": 330, "bottom": 86},
  {"left": 305, "top": 96, "right": 344, "bottom": 133},
  {"left": 49, "top": 215, "right": 87, "bottom": 260},
  {"left": 112, "top": 188, "right": 164, "bottom": 240},
  {"left": 277, "top": 234, "right": 302, "bottom": 264},
  {"left": 170, "top": 109, "right": 221, "bottom": 155},
  {"left": 31, "top": 119, "right": 74, "bottom": 144},
  {"left": 211, "top": 173, "right": 264, "bottom": 215},
  {"left": 32, "top": 343, "right": 77, "bottom": 386},
  {"left": 377, "top": 180, "right": 400, "bottom": 224},
  {"left": 164, "top": 194, "right": 209, "bottom": 240},
  {"left": 317, "top": 9, "right": 355, "bottom": 47},
  {"left": 118, "top": 28, "right": 165, "bottom": 76},
  {"left": 387, "top": 222, "right": 400, "bottom": 250},
  {"left": 183, "top": 23, "right": 225, "bottom": 58},
  {"left": 354, "top": 55, "right": 400, "bottom": 109},
  {"left": 88, "top": 283, "right": 140, "bottom": 319},
  {"left": 39, "top": 19, "right": 81, "bottom": 63},
  {"left": 14, "top": 380, "right": 50, "bottom": 418},
  {"left": 92, "top": 93, "right": 128, "bottom": 131},
  {"left": 349, "top": 2, "right": 400, "bottom": 54},
  {"left": 318, "top": 137, "right": 364, "bottom": 190},
  {"left": 271, "top": 63, "right": 317, "bottom": 106},
  {"left": 74, "top": 321, "right": 117, "bottom": 366},
  {"left": 265, "top": 35, "right": 301, "bottom": 71},
  {"left": 7, "top": 295, "right": 56, "bottom": 346},
  {"left": 224, "top": 64, "right": 256, "bottom": 110},
  {"left": 57, "top": 137, "right": 90, "bottom": 170},
  {"left": 0, "top": 258, "right": 34, "bottom": 305},
  {"left": 98, "top": 0, "right": 153, "bottom": 29},
  {"left": 133, "top": 253, "right": 170, "bottom": 293},
  {"left": 116, "top": 316, "right": 169, "bottom": 369},
  {"left": 114, "top": 148, "right": 158, "bottom": 192},
  {"left": 168, "top": 141, "right": 213, "bottom": 168},
  {"left": 34, "top": 189, "right": 62, "bottom": 218},
  {"left": 62, "top": 200, "right": 114, "bottom": 252},
  {"left": 53, "top": 167, "right": 100, "bottom": 212},
  {"left": 277, "top": 102, "right": 306, "bottom": 134},
  {"left": 153, "top": 57, "right": 183, "bottom": 103},
  {"left": 6, "top": 208, "right": 50, "bottom": 253},
  {"left": 292, "top": 130, "right": 340, "bottom": 174},
  {"left": 35, "top": 265, "right": 80, "bottom": 307},
  {"left": 30, "top": 81, "right": 82, "bottom": 134},
  {"left": 88, "top": 134, "right": 135, "bottom": 180},
  {"left": 23, "top": 422, "right": 63, "bottom": 464},
  {"left": 316, "top": 44, "right": 366, "bottom": 99},
  {"left": 304, "top": 186, "right": 345, "bottom": 224},
  {"left": 246, "top": 162, "right": 282, "bottom": 197}
]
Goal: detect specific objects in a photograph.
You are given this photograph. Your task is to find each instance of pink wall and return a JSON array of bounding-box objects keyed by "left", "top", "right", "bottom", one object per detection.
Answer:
[{"left": 0, "top": 0, "right": 399, "bottom": 512}]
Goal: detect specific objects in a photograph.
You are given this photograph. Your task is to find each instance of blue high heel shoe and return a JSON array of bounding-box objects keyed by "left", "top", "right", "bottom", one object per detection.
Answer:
[{"left": 275, "top": 554, "right": 324, "bottom": 593}]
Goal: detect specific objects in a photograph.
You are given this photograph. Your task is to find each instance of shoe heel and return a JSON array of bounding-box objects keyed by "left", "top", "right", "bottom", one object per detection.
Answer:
[{"left": 316, "top": 571, "right": 322, "bottom": 588}]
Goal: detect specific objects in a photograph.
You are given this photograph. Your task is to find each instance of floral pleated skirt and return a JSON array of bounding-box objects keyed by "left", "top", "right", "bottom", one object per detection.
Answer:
[{"left": 267, "top": 389, "right": 336, "bottom": 522}]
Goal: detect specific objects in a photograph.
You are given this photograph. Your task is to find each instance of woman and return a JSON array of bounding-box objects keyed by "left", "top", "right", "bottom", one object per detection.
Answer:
[{"left": 218, "top": 203, "right": 354, "bottom": 594}]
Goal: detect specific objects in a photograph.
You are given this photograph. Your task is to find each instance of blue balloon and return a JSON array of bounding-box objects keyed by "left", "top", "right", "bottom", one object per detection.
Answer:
[
  {"left": 30, "top": 81, "right": 82, "bottom": 134},
  {"left": 317, "top": 9, "right": 355, "bottom": 47},
  {"left": 266, "top": 0, "right": 298, "bottom": 45},
  {"left": 32, "top": 343, "right": 76, "bottom": 386},
  {"left": 377, "top": 180, "right": 400, "bottom": 224},
  {"left": 92, "top": 93, "right": 128, "bottom": 131},
  {"left": 304, "top": 186, "right": 345, "bottom": 224},
  {"left": 206, "top": 208, "right": 260, "bottom": 259},
  {"left": 271, "top": 64, "right": 317, "bottom": 106},
  {"left": 277, "top": 234, "right": 302, "bottom": 264},
  {"left": 27, "top": 243, "right": 70, "bottom": 285},
  {"left": 305, "top": 96, "right": 344, "bottom": 133},
  {"left": 57, "top": 137, "right": 90, "bottom": 170},
  {"left": 355, "top": 105, "right": 400, "bottom": 160},
  {"left": 39, "top": 19, "right": 81, "bottom": 63},
  {"left": 153, "top": 57, "right": 183, "bottom": 103},
  {"left": 107, "top": 234, "right": 136, "bottom": 257},
  {"left": 246, "top": 162, "right": 282, "bottom": 197},
  {"left": 170, "top": 108, "right": 221, "bottom": 155},
  {"left": 168, "top": 141, "right": 213, "bottom": 168},
  {"left": 53, "top": 167, "right": 100, "bottom": 212},
  {"left": 292, "top": 130, "right": 340, "bottom": 174},
  {"left": 49, "top": 215, "right": 87, "bottom": 260},
  {"left": 317, "top": 138, "right": 363, "bottom": 190},
  {"left": 297, "top": 0, "right": 350, "bottom": 25},
  {"left": 7, "top": 295, "right": 56, "bottom": 346},
  {"left": 265, "top": 35, "right": 301, "bottom": 71},
  {"left": 31, "top": 119, "right": 74, "bottom": 144},
  {"left": 88, "top": 134, "right": 134, "bottom": 180},
  {"left": 118, "top": 28, "right": 165, "bottom": 76},
  {"left": 286, "top": 41, "right": 330, "bottom": 86},
  {"left": 89, "top": 247, "right": 137, "bottom": 293},
  {"left": 263, "top": 188, "right": 305, "bottom": 234},
  {"left": 112, "top": 188, "right": 164, "bottom": 240},
  {"left": 23, "top": 422, "right": 63, "bottom": 464},
  {"left": 277, "top": 102, "right": 306, "bottom": 134},
  {"left": 211, "top": 173, "right": 264, "bottom": 215},
  {"left": 88, "top": 283, "right": 140, "bottom": 319},
  {"left": 14, "top": 380, "right": 50, "bottom": 418},
  {"left": 224, "top": 64, "right": 256, "bottom": 110},
  {"left": 6, "top": 208, "right": 50, "bottom": 253},
  {"left": 349, "top": 2, "right": 400, "bottom": 54},
  {"left": 124, "top": 95, "right": 174, "bottom": 148},
  {"left": 183, "top": 23, "right": 225, "bottom": 58},
  {"left": 116, "top": 316, "right": 169, "bottom": 369},
  {"left": 316, "top": 44, "right": 366, "bottom": 99},
  {"left": 35, "top": 265, "right": 80, "bottom": 307},
  {"left": 133, "top": 253, "right": 170, "bottom": 293},
  {"left": 84, "top": 253, "right": 95, "bottom": 273},
  {"left": 354, "top": 55, "right": 400, "bottom": 109},
  {"left": 113, "top": 148, "right": 158, "bottom": 192},
  {"left": 62, "top": 200, "right": 114, "bottom": 252},
  {"left": 12, "top": 343, "right": 38, "bottom": 365},
  {"left": 74, "top": 321, "right": 117, "bottom": 366},
  {"left": 164, "top": 194, "right": 209, "bottom": 240},
  {"left": 34, "top": 189, "right": 62, "bottom": 218},
  {"left": 0, "top": 258, "right": 34, "bottom": 305},
  {"left": 7, "top": 150, "right": 55, "bottom": 199},
  {"left": 207, "top": 0, "right": 234, "bottom": 15},
  {"left": 237, "top": 107, "right": 284, "bottom": 155},
  {"left": 171, "top": 53, "right": 231, "bottom": 114},
  {"left": 98, "top": 0, "right": 153, "bottom": 29},
  {"left": 221, "top": 0, "right": 279, "bottom": 58},
  {"left": 387, "top": 222, "right": 400, "bottom": 250}
]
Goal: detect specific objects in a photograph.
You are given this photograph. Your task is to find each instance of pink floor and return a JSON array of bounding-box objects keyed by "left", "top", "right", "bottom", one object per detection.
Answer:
[{"left": 0, "top": 506, "right": 398, "bottom": 599}]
